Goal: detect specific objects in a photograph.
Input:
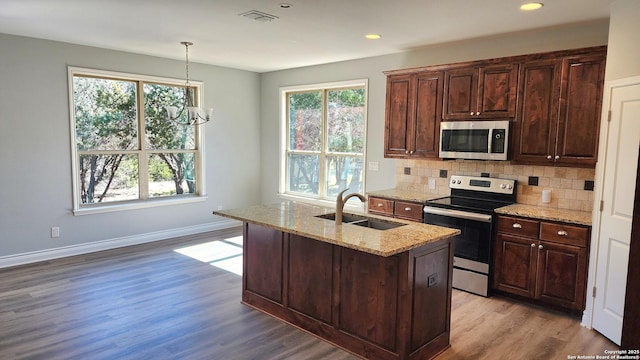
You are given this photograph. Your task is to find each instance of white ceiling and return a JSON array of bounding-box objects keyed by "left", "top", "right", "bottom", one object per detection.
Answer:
[{"left": 0, "top": 0, "right": 614, "bottom": 73}]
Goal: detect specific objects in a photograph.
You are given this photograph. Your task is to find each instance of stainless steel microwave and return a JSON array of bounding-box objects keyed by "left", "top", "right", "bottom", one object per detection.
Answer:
[{"left": 439, "top": 120, "right": 510, "bottom": 160}]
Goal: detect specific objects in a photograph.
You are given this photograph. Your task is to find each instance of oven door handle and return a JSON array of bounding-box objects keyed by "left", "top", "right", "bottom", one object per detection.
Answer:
[{"left": 423, "top": 206, "right": 492, "bottom": 223}]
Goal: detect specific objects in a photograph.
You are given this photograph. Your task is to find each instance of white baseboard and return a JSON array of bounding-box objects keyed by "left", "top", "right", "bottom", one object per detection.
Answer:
[{"left": 0, "top": 219, "right": 242, "bottom": 269}]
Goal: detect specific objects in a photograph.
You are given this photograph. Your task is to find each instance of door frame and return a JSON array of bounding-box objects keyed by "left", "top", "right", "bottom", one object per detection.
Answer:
[{"left": 583, "top": 75, "right": 640, "bottom": 330}]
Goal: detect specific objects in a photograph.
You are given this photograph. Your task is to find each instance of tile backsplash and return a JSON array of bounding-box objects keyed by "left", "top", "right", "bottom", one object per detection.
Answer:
[{"left": 395, "top": 159, "right": 595, "bottom": 212}]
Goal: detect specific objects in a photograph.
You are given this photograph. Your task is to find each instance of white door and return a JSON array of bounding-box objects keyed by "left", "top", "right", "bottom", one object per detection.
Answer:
[{"left": 592, "top": 78, "right": 640, "bottom": 345}]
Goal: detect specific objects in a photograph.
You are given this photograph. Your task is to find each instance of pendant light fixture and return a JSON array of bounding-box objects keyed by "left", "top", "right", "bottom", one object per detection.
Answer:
[{"left": 166, "top": 41, "right": 212, "bottom": 125}]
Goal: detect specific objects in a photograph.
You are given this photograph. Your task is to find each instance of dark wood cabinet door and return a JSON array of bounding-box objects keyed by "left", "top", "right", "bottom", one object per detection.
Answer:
[
  {"left": 287, "top": 234, "right": 333, "bottom": 323},
  {"left": 244, "top": 224, "right": 283, "bottom": 303},
  {"left": 413, "top": 71, "right": 443, "bottom": 158},
  {"left": 512, "top": 59, "right": 562, "bottom": 164},
  {"left": 536, "top": 241, "right": 587, "bottom": 310},
  {"left": 443, "top": 67, "right": 477, "bottom": 120},
  {"left": 338, "top": 247, "right": 399, "bottom": 351},
  {"left": 555, "top": 54, "right": 606, "bottom": 167},
  {"left": 385, "top": 74, "right": 413, "bottom": 157},
  {"left": 477, "top": 64, "right": 518, "bottom": 118},
  {"left": 493, "top": 234, "right": 538, "bottom": 298}
]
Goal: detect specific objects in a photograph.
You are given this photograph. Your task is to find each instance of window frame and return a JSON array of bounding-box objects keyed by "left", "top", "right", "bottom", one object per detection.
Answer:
[
  {"left": 279, "top": 79, "right": 368, "bottom": 209},
  {"left": 68, "top": 66, "right": 207, "bottom": 216}
]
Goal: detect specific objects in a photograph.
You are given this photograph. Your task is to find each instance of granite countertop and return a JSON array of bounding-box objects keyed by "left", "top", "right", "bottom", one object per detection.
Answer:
[
  {"left": 367, "top": 189, "right": 442, "bottom": 203},
  {"left": 213, "top": 202, "right": 459, "bottom": 257},
  {"left": 495, "top": 204, "right": 592, "bottom": 226}
]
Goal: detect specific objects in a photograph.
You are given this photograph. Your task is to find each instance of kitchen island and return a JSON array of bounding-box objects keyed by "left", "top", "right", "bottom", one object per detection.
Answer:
[{"left": 213, "top": 202, "right": 460, "bottom": 360}]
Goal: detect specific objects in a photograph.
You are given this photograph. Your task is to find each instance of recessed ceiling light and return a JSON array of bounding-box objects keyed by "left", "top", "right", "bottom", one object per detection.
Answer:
[
  {"left": 279, "top": 3, "right": 292, "bottom": 9},
  {"left": 520, "top": 2, "right": 544, "bottom": 11},
  {"left": 365, "top": 34, "right": 381, "bottom": 40}
]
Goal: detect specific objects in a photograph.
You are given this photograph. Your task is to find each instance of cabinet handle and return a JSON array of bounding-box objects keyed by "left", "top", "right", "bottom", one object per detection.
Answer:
[
  {"left": 557, "top": 230, "right": 568, "bottom": 236},
  {"left": 539, "top": 244, "right": 544, "bottom": 250},
  {"left": 404, "top": 207, "right": 412, "bottom": 211},
  {"left": 405, "top": 150, "right": 409, "bottom": 154},
  {"left": 476, "top": 111, "right": 480, "bottom": 116},
  {"left": 409, "top": 150, "right": 414, "bottom": 154},
  {"left": 547, "top": 155, "right": 552, "bottom": 160},
  {"left": 377, "top": 203, "right": 384, "bottom": 207},
  {"left": 555, "top": 155, "right": 560, "bottom": 160},
  {"left": 470, "top": 112, "right": 474, "bottom": 115},
  {"left": 512, "top": 223, "right": 522, "bottom": 229},
  {"left": 531, "top": 243, "right": 536, "bottom": 247}
]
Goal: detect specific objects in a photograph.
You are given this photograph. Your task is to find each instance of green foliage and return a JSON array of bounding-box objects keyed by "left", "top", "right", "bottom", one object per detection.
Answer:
[{"left": 73, "top": 75, "right": 198, "bottom": 203}]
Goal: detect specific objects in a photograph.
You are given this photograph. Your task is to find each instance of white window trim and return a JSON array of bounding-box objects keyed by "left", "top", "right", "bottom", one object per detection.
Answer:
[
  {"left": 278, "top": 79, "right": 369, "bottom": 209},
  {"left": 68, "top": 66, "right": 207, "bottom": 215}
]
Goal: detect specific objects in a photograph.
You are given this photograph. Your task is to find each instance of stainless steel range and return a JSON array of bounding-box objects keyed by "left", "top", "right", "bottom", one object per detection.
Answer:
[{"left": 423, "top": 175, "right": 517, "bottom": 297}]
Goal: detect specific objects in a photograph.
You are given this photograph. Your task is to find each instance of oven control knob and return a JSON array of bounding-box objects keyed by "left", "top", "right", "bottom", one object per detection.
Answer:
[
  {"left": 507, "top": 184, "right": 513, "bottom": 190},
  {"left": 500, "top": 184, "right": 506, "bottom": 189},
  {"left": 456, "top": 180, "right": 462, "bottom": 184},
  {"left": 451, "top": 179, "right": 456, "bottom": 184}
]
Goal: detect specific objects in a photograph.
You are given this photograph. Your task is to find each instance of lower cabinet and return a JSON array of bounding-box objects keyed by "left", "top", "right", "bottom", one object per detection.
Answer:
[
  {"left": 242, "top": 222, "right": 454, "bottom": 360},
  {"left": 493, "top": 215, "right": 589, "bottom": 311}
]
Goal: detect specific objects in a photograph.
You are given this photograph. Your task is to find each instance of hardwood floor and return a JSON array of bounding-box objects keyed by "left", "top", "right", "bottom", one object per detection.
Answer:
[{"left": 0, "top": 228, "right": 617, "bottom": 359}]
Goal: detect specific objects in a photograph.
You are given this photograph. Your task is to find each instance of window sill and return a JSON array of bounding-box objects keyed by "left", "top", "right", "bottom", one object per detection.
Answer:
[
  {"left": 277, "top": 193, "right": 367, "bottom": 215},
  {"left": 73, "top": 195, "right": 208, "bottom": 216}
]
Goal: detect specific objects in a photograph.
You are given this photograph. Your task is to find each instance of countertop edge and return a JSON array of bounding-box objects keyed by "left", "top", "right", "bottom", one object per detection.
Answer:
[
  {"left": 494, "top": 204, "right": 593, "bottom": 226},
  {"left": 213, "top": 204, "right": 460, "bottom": 257}
]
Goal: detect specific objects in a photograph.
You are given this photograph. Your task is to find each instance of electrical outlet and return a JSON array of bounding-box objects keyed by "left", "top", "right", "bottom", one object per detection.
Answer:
[
  {"left": 368, "top": 161, "right": 379, "bottom": 171},
  {"left": 428, "top": 273, "right": 438, "bottom": 287},
  {"left": 217, "top": 205, "right": 223, "bottom": 210},
  {"left": 404, "top": 167, "right": 411, "bottom": 175},
  {"left": 51, "top": 227, "right": 60, "bottom": 238},
  {"left": 428, "top": 178, "right": 436, "bottom": 190}
]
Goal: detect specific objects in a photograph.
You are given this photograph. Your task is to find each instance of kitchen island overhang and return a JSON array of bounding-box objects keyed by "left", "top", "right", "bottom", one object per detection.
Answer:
[{"left": 214, "top": 202, "right": 460, "bottom": 360}]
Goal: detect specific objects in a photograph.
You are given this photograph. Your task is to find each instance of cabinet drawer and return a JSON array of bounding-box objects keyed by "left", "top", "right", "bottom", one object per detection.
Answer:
[
  {"left": 496, "top": 216, "right": 539, "bottom": 238},
  {"left": 394, "top": 201, "right": 423, "bottom": 221},
  {"left": 368, "top": 197, "right": 394, "bottom": 216},
  {"left": 540, "top": 222, "right": 589, "bottom": 247}
]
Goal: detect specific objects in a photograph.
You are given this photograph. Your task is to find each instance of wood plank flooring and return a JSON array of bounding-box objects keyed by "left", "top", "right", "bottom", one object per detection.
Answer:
[{"left": 0, "top": 228, "right": 618, "bottom": 359}]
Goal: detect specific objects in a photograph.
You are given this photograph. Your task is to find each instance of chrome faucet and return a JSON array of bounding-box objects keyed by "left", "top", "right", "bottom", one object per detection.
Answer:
[{"left": 335, "top": 188, "right": 367, "bottom": 225}]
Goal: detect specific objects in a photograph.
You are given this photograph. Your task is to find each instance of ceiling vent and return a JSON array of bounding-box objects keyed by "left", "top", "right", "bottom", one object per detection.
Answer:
[{"left": 239, "top": 10, "right": 278, "bottom": 22}]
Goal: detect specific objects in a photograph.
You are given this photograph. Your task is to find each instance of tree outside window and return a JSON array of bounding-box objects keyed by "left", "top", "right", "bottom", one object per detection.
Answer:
[
  {"left": 70, "top": 68, "right": 204, "bottom": 211},
  {"left": 284, "top": 81, "right": 367, "bottom": 201}
]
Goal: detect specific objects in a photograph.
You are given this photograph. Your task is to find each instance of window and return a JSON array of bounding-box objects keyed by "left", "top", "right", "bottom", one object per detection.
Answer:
[
  {"left": 280, "top": 80, "right": 367, "bottom": 203},
  {"left": 68, "top": 67, "right": 206, "bottom": 214}
]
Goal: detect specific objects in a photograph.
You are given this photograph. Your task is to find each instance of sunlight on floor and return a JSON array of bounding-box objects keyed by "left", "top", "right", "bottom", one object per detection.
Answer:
[{"left": 174, "top": 236, "right": 243, "bottom": 276}]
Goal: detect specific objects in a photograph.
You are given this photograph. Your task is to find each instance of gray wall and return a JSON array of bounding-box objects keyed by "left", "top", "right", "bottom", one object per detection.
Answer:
[
  {"left": 0, "top": 34, "right": 261, "bottom": 259},
  {"left": 259, "top": 20, "right": 610, "bottom": 205},
  {"left": 605, "top": 0, "right": 640, "bottom": 82}
]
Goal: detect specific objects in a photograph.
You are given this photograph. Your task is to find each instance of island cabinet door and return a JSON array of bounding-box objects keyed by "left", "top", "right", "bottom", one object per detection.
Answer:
[
  {"left": 338, "top": 247, "right": 400, "bottom": 352},
  {"left": 287, "top": 234, "right": 334, "bottom": 324},
  {"left": 243, "top": 223, "right": 284, "bottom": 304}
]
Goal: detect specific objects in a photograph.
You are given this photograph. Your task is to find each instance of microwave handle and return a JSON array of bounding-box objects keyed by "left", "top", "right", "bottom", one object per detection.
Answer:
[{"left": 488, "top": 128, "right": 493, "bottom": 154}]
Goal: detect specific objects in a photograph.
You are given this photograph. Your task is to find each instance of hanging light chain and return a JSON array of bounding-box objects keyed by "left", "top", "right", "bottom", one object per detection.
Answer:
[{"left": 166, "top": 41, "right": 211, "bottom": 125}]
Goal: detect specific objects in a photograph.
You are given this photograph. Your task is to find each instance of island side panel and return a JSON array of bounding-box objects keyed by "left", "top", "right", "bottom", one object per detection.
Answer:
[
  {"left": 409, "top": 240, "right": 453, "bottom": 358},
  {"left": 243, "top": 223, "right": 284, "bottom": 304}
]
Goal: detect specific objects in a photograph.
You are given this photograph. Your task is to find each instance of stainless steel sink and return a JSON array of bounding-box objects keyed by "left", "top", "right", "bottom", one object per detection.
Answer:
[
  {"left": 315, "top": 212, "right": 368, "bottom": 223},
  {"left": 315, "top": 213, "right": 406, "bottom": 230},
  {"left": 350, "top": 219, "right": 406, "bottom": 230}
]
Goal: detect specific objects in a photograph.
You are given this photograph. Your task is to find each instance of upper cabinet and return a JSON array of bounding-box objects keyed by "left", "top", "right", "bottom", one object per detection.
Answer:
[
  {"left": 384, "top": 71, "right": 443, "bottom": 158},
  {"left": 383, "top": 46, "right": 606, "bottom": 165},
  {"left": 512, "top": 49, "right": 606, "bottom": 167},
  {"left": 443, "top": 64, "right": 518, "bottom": 120}
]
